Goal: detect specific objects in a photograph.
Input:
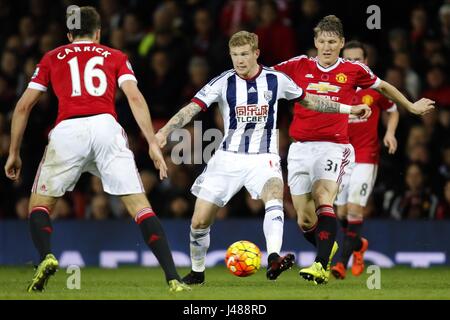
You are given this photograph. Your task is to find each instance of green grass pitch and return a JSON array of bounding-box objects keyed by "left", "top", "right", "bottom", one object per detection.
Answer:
[{"left": 0, "top": 266, "right": 449, "bottom": 300}]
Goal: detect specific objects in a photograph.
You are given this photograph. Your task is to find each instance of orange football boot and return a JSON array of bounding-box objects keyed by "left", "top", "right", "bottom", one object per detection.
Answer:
[
  {"left": 351, "top": 237, "right": 368, "bottom": 276},
  {"left": 331, "top": 262, "right": 346, "bottom": 279}
]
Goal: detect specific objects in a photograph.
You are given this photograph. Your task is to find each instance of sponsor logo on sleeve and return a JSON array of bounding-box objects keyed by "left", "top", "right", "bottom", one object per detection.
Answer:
[
  {"left": 31, "top": 67, "right": 40, "bottom": 79},
  {"left": 126, "top": 60, "right": 134, "bottom": 72}
]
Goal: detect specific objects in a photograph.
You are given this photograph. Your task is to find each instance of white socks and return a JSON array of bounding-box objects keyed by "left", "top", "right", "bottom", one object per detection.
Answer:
[
  {"left": 189, "top": 225, "right": 210, "bottom": 272},
  {"left": 263, "top": 199, "right": 284, "bottom": 256}
]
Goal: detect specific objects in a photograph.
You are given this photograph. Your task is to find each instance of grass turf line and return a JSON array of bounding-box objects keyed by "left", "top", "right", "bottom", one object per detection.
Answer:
[{"left": 0, "top": 266, "right": 449, "bottom": 300}]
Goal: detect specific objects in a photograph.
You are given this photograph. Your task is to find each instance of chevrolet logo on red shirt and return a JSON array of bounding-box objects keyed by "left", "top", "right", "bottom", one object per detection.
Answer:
[{"left": 306, "top": 82, "right": 341, "bottom": 94}]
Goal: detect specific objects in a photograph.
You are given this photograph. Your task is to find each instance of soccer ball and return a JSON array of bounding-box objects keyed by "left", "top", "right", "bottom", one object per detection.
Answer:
[{"left": 225, "top": 240, "right": 261, "bottom": 277}]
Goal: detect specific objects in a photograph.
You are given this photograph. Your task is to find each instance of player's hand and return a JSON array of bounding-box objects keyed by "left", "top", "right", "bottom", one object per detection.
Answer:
[
  {"left": 351, "top": 104, "right": 372, "bottom": 119},
  {"left": 409, "top": 98, "right": 435, "bottom": 115},
  {"left": 148, "top": 141, "right": 168, "bottom": 180},
  {"left": 155, "top": 131, "right": 167, "bottom": 148},
  {"left": 4, "top": 154, "right": 22, "bottom": 181},
  {"left": 383, "top": 133, "right": 397, "bottom": 154}
]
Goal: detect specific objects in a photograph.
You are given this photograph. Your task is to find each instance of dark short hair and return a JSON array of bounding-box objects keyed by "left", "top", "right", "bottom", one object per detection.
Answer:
[
  {"left": 67, "top": 6, "right": 101, "bottom": 38},
  {"left": 343, "top": 40, "right": 367, "bottom": 59},
  {"left": 314, "top": 15, "right": 344, "bottom": 38}
]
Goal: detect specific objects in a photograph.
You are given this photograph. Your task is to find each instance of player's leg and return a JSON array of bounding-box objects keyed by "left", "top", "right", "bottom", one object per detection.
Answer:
[
  {"left": 292, "top": 193, "right": 318, "bottom": 247},
  {"left": 287, "top": 142, "right": 318, "bottom": 247},
  {"left": 347, "top": 202, "right": 368, "bottom": 276},
  {"left": 336, "top": 205, "right": 348, "bottom": 233},
  {"left": 299, "top": 143, "right": 353, "bottom": 284},
  {"left": 345, "top": 163, "right": 376, "bottom": 276},
  {"left": 182, "top": 198, "right": 220, "bottom": 285},
  {"left": 260, "top": 177, "right": 295, "bottom": 280},
  {"left": 330, "top": 204, "right": 349, "bottom": 279},
  {"left": 120, "top": 193, "right": 190, "bottom": 292},
  {"left": 243, "top": 153, "right": 295, "bottom": 279},
  {"left": 186, "top": 150, "right": 242, "bottom": 284},
  {"left": 336, "top": 205, "right": 349, "bottom": 243},
  {"left": 26, "top": 193, "right": 60, "bottom": 292},
  {"left": 304, "top": 179, "right": 340, "bottom": 282},
  {"left": 331, "top": 168, "right": 351, "bottom": 279},
  {"left": 28, "top": 194, "right": 58, "bottom": 262},
  {"left": 287, "top": 142, "right": 328, "bottom": 283},
  {"left": 27, "top": 119, "right": 91, "bottom": 292},
  {"left": 91, "top": 115, "right": 189, "bottom": 292},
  {"left": 335, "top": 165, "right": 352, "bottom": 236},
  {"left": 337, "top": 203, "right": 363, "bottom": 271}
]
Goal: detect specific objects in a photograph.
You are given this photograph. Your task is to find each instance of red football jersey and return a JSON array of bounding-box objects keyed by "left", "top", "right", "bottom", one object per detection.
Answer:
[
  {"left": 349, "top": 88, "right": 396, "bottom": 164},
  {"left": 28, "top": 40, "right": 137, "bottom": 126},
  {"left": 274, "top": 55, "right": 380, "bottom": 143}
]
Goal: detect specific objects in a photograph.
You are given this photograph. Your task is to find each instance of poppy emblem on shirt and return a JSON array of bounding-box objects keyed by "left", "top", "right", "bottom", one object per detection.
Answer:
[{"left": 336, "top": 73, "right": 347, "bottom": 83}]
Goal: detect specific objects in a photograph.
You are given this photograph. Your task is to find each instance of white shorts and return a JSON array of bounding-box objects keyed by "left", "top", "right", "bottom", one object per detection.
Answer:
[
  {"left": 335, "top": 163, "right": 378, "bottom": 207},
  {"left": 191, "top": 150, "right": 282, "bottom": 207},
  {"left": 32, "top": 114, "right": 144, "bottom": 197},
  {"left": 287, "top": 141, "right": 354, "bottom": 195}
]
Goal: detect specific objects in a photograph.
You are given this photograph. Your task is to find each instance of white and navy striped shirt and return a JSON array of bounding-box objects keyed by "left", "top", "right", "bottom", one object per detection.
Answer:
[{"left": 192, "top": 66, "right": 305, "bottom": 154}]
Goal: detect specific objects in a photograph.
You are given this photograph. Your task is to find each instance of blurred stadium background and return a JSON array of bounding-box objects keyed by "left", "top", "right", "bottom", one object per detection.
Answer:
[{"left": 0, "top": 0, "right": 449, "bottom": 269}]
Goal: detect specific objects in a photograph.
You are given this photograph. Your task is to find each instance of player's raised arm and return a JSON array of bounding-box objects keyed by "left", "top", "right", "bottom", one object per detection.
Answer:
[
  {"left": 374, "top": 80, "right": 435, "bottom": 115},
  {"left": 300, "top": 93, "right": 372, "bottom": 119},
  {"left": 4, "top": 88, "right": 43, "bottom": 180},
  {"left": 155, "top": 102, "right": 203, "bottom": 148},
  {"left": 121, "top": 80, "right": 168, "bottom": 180}
]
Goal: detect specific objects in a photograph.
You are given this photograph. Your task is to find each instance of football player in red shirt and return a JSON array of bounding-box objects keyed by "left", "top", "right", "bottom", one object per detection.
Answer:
[
  {"left": 275, "top": 15, "right": 434, "bottom": 284},
  {"left": 4, "top": 6, "right": 190, "bottom": 293},
  {"left": 331, "top": 41, "right": 399, "bottom": 280}
]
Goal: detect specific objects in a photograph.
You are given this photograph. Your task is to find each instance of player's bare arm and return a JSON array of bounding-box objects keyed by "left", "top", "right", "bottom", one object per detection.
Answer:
[
  {"left": 383, "top": 109, "right": 399, "bottom": 154},
  {"left": 375, "top": 80, "right": 435, "bottom": 115},
  {"left": 121, "top": 80, "right": 168, "bottom": 180},
  {"left": 300, "top": 93, "right": 372, "bottom": 119},
  {"left": 4, "top": 88, "right": 43, "bottom": 181},
  {"left": 156, "top": 102, "right": 203, "bottom": 148}
]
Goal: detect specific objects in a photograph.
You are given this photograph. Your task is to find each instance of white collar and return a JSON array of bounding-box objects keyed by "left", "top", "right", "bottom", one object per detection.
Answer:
[
  {"left": 316, "top": 57, "right": 341, "bottom": 72},
  {"left": 72, "top": 40, "right": 94, "bottom": 44}
]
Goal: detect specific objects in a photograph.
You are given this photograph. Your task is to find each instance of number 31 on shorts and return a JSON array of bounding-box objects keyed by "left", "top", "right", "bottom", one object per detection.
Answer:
[{"left": 325, "top": 159, "right": 338, "bottom": 173}]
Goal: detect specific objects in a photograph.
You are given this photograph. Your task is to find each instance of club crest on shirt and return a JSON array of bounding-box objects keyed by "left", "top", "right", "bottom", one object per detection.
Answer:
[
  {"left": 336, "top": 73, "right": 347, "bottom": 83},
  {"left": 362, "top": 94, "right": 374, "bottom": 106},
  {"left": 264, "top": 90, "right": 273, "bottom": 101}
]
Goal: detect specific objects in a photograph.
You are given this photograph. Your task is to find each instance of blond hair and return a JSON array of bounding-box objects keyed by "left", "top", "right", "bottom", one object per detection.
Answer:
[
  {"left": 314, "top": 15, "right": 344, "bottom": 38},
  {"left": 228, "top": 31, "right": 259, "bottom": 51}
]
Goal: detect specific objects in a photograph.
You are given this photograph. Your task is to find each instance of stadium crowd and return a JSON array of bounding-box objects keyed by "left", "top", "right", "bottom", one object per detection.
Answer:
[{"left": 0, "top": 0, "right": 449, "bottom": 220}]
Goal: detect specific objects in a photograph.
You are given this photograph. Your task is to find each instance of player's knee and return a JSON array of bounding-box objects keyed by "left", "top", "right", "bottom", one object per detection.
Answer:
[
  {"left": 312, "top": 184, "right": 335, "bottom": 205},
  {"left": 28, "top": 194, "right": 57, "bottom": 213},
  {"left": 347, "top": 203, "right": 364, "bottom": 219},
  {"left": 261, "top": 178, "right": 283, "bottom": 202},
  {"left": 191, "top": 216, "right": 212, "bottom": 229},
  {"left": 336, "top": 205, "right": 348, "bottom": 219},
  {"left": 297, "top": 215, "right": 317, "bottom": 231},
  {"left": 298, "top": 220, "right": 316, "bottom": 231}
]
